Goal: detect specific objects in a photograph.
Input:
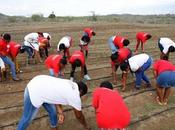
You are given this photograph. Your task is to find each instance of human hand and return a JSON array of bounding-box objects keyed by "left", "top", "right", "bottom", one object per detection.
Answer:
[{"left": 58, "top": 113, "right": 65, "bottom": 124}]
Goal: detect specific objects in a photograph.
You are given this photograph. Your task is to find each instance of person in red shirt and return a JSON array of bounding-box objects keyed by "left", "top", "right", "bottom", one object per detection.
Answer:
[
  {"left": 83, "top": 28, "right": 96, "bottom": 38},
  {"left": 8, "top": 41, "right": 22, "bottom": 73},
  {"left": 153, "top": 59, "right": 175, "bottom": 106},
  {"left": 45, "top": 54, "right": 67, "bottom": 77},
  {"left": 38, "top": 37, "right": 49, "bottom": 58},
  {"left": 134, "top": 32, "right": 152, "bottom": 53},
  {"left": 92, "top": 81, "right": 130, "bottom": 130},
  {"left": 80, "top": 28, "right": 96, "bottom": 58},
  {"left": 108, "top": 35, "right": 130, "bottom": 54},
  {"left": 0, "top": 34, "right": 20, "bottom": 81},
  {"left": 69, "top": 50, "right": 90, "bottom": 81},
  {"left": 110, "top": 48, "right": 132, "bottom": 91}
]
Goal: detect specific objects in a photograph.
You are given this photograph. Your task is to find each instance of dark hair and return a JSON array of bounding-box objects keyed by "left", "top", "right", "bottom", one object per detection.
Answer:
[
  {"left": 2, "top": 33, "right": 11, "bottom": 41},
  {"left": 146, "top": 34, "right": 152, "bottom": 40},
  {"left": 60, "top": 58, "right": 67, "bottom": 65},
  {"left": 111, "top": 52, "right": 119, "bottom": 61},
  {"left": 123, "top": 39, "right": 130, "bottom": 46},
  {"left": 81, "top": 35, "right": 90, "bottom": 43},
  {"left": 59, "top": 44, "right": 66, "bottom": 51},
  {"left": 37, "top": 32, "right": 44, "bottom": 37},
  {"left": 168, "top": 46, "right": 175, "bottom": 52},
  {"left": 73, "top": 59, "right": 82, "bottom": 67},
  {"left": 77, "top": 81, "right": 88, "bottom": 96},
  {"left": 120, "top": 61, "right": 129, "bottom": 71},
  {"left": 100, "top": 81, "right": 113, "bottom": 90},
  {"left": 162, "top": 55, "right": 168, "bottom": 60},
  {"left": 19, "top": 46, "right": 25, "bottom": 53},
  {"left": 92, "top": 31, "right": 96, "bottom": 36}
]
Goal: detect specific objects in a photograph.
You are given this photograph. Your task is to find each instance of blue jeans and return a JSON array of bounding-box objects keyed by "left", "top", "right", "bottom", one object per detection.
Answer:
[
  {"left": 17, "top": 88, "right": 58, "bottom": 130},
  {"left": 135, "top": 57, "right": 152, "bottom": 87},
  {"left": 49, "top": 69, "right": 63, "bottom": 78},
  {"left": 23, "top": 45, "right": 33, "bottom": 58},
  {"left": 0, "top": 56, "right": 16, "bottom": 79},
  {"left": 108, "top": 37, "right": 118, "bottom": 54},
  {"left": 157, "top": 71, "right": 175, "bottom": 88}
]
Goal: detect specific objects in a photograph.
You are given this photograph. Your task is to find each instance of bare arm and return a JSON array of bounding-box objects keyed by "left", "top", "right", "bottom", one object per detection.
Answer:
[
  {"left": 56, "top": 104, "right": 65, "bottom": 124},
  {"left": 73, "top": 109, "right": 90, "bottom": 130}
]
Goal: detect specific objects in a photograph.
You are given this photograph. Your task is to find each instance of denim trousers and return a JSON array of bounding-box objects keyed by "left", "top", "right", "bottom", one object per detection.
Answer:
[
  {"left": 0, "top": 56, "right": 16, "bottom": 79},
  {"left": 108, "top": 37, "right": 118, "bottom": 54},
  {"left": 17, "top": 88, "right": 58, "bottom": 130},
  {"left": 135, "top": 57, "right": 152, "bottom": 87}
]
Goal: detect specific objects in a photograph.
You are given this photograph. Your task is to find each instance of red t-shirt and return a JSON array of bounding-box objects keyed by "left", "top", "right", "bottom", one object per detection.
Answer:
[
  {"left": 0, "top": 38, "right": 8, "bottom": 56},
  {"left": 136, "top": 32, "right": 149, "bottom": 43},
  {"left": 153, "top": 60, "right": 175, "bottom": 76},
  {"left": 111, "top": 48, "right": 131, "bottom": 65},
  {"left": 8, "top": 41, "right": 21, "bottom": 58},
  {"left": 45, "top": 54, "right": 62, "bottom": 74},
  {"left": 92, "top": 88, "right": 130, "bottom": 128},
  {"left": 38, "top": 37, "right": 49, "bottom": 47},
  {"left": 69, "top": 51, "right": 85, "bottom": 66},
  {"left": 84, "top": 28, "right": 94, "bottom": 38},
  {"left": 113, "top": 36, "right": 125, "bottom": 49}
]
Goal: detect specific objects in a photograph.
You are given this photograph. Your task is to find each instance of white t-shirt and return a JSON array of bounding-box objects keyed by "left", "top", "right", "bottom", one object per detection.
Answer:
[
  {"left": 0, "top": 58, "right": 5, "bottom": 69},
  {"left": 24, "top": 33, "right": 39, "bottom": 51},
  {"left": 159, "top": 37, "right": 175, "bottom": 54},
  {"left": 43, "top": 33, "right": 51, "bottom": 40},
  {"left": 57, "top": 36, "right": 71, "bottom": 51},
  {"left": 27, "top": 75, "right": 82, "bottom": 110},
  {"left": 128, "top": 53, "right": 149, "bottom": 72}
]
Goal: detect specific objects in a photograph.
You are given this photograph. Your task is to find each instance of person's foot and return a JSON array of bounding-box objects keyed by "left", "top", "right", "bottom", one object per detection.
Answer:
[
  {"left": 146, "top": 83, "right": 152, "bottom": 88},
  {"left": 122, "top": 87, "right": 126, "bottom": 92},
  {"left": 12, "top": 78, "right": 21, "bottom": 81},
  {"left": 156, "top": 96, "right": 163, "bottom": 106},
  {"left": 135, "top": 85, "right": 140, "bottom": 90},
  {"left": 84, "top": 74, "right": 91, "bottom": 80},
  {"left": 134, "top": 51, "right": 138, "bottom": 54},
  {"left": 163, "top": 99, "right": 168, "bottom": 106}
]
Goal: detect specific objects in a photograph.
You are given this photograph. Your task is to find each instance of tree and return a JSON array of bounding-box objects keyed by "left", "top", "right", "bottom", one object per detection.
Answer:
[
  {"left": 90, "top": 11, "right": 97, "bottom": 21},
  {"left": 48, "top": 11, "right": 56, "bottom": 19}
]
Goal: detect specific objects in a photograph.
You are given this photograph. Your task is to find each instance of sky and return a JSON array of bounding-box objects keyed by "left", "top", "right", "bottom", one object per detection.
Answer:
[{"left": 0, "top": 0, "right": 175, "bottom": 17}]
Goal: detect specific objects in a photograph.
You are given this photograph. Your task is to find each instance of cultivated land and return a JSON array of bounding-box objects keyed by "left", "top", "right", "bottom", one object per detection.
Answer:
[{"left": 0, "top": 16, "right": 175, "bottom": 130}]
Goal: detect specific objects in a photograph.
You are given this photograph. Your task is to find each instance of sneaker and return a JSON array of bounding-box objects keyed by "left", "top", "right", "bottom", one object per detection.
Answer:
[
  {"left": 84, "top": 74, "right": 91, "bottom": 80},
  {"left": 12, "top": 78, "right": 21, "bottom": 81}
]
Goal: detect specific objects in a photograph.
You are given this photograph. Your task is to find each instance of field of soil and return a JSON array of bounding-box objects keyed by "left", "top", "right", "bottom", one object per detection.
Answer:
[{"left": 0, "top": 20, "right": 175, "bottom": 130}]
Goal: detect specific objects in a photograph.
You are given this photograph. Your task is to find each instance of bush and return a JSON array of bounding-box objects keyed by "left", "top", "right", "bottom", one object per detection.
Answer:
[
  {"left": 48, "top": 12, "right": 56, "bottom": 19},
  {"left": 8, "top": 16, "right": 17, "bottom": 23},
  {"left": 31, "top": 14, "right": 43, "bottom": 22}
]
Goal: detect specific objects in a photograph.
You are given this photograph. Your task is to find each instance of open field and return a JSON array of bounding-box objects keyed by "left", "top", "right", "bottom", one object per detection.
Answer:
[{"left": 0, "top": 17, "right": 175, "bottom": 130}]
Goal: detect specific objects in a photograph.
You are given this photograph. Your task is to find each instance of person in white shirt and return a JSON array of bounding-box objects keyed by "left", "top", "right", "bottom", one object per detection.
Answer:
[
  {"left": 0, "top": 58, "right": 6, "bottom": 81},
  {"left": 57, "top": 36, "right": 72, "bottom": 58},
  {"left": 120, "top": 53, "right": 152, "bottom": 90},
  {"left": 17, "top": 75, "right": 90, "bottom": 130},
  {"left": 158, "top": 37, "right": 175, "bottom": 60},
  {"left": 23, "top": 32, "right": 43, "bottom": 63}
]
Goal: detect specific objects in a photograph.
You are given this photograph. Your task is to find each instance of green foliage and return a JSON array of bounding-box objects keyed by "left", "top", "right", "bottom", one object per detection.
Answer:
[
  {"left": 31, "top": 14, "right": 43, "bottom": 22},
  {"left": 8, "top": 16, "right": 17, "bottom": 23},
  {"left": 48, "top": 12, "right": 56, "bottom": 19}
]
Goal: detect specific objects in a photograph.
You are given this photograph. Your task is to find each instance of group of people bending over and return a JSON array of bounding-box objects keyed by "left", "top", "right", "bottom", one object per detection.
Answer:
[{"left": 1, "top": 28, "right": 175, "bottom": 130}]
